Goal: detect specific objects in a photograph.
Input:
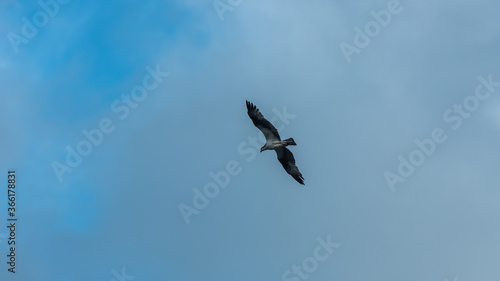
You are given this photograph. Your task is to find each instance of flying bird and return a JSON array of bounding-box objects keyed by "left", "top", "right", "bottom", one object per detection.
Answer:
[{"left": 246, "top": 100, "right": 305, "bottom": 185}]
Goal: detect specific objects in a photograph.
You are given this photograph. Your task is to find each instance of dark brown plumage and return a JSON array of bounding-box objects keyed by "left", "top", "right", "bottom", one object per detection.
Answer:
[{"left": 246, "top": 101, "right": 304, "bottom": 185}]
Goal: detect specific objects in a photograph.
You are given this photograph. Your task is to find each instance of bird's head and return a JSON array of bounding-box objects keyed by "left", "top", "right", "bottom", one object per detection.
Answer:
[{"left": 260, "top": 146, "right": 266, "bottom": 153}]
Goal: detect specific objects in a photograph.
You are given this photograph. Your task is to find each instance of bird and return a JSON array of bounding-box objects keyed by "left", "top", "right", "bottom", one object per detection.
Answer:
[{"left": 246, "top": 100, "right": 305, "bottom": 185}]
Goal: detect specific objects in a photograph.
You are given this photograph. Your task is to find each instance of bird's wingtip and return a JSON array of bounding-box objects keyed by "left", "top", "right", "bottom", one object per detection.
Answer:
[{"left": 246, "top": 100, "right": 256, "bottom": 110}]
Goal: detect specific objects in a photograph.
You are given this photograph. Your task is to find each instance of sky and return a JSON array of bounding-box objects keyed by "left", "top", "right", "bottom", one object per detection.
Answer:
[{"left": 0, "top": 0, "right": 500, "bottom": 280}]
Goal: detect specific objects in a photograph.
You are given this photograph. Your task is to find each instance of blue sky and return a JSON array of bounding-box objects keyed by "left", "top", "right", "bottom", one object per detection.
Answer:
[{"left": 1, "top": 0, "right": 500, "bottom": 280}]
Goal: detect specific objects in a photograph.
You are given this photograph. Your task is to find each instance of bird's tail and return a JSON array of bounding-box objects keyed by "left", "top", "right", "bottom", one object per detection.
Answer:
[{"left": 282, "top": 138, "right": 297, "bottom": 146}]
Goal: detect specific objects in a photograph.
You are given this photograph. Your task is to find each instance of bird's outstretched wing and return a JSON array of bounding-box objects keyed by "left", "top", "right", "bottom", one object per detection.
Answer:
[
  {"left": 246, "top": 100, "right": 281, "bottom": 141},
  {"left": 276, "top": 147, "right": 305, "bottom": 185}
]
